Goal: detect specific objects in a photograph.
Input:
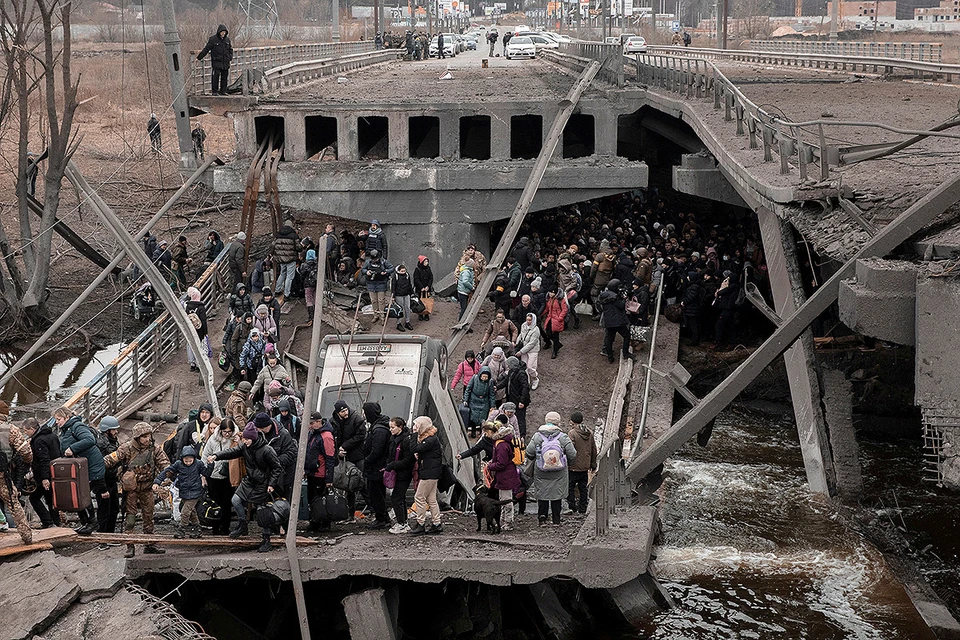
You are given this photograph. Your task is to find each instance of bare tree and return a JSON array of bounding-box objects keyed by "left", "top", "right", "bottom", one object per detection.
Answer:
[
  {"left": 733, "top": 0, "right": 774, "bottom": 39},
  {"left": 0, "top": 0, "right": 81, "bottom": 328}
]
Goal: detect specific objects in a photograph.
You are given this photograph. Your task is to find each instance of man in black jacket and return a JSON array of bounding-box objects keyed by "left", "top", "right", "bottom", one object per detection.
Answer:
[
  {"left": 330, "top": 400, "right": 366, "bottom": 518},
  {"left": 197, "top": 24, "right": 234, "bottom": 95},
  {"left": 23, "top": 418, "right": 61, "bottom": 529},
  {"left": 256, "top": 412, "right": 298, "bottom": 501},
  {"left": 361, "top": 402, "right": 392, "bottom": 529},
  {"left": 599, "top": 279, "right": 631, "bottom": 363},
  {"left": 503, "top": 357, "right": 531, "bottom": 436},
  {"left": 95, "top": 416, "right": 121, "bottom": 532}
]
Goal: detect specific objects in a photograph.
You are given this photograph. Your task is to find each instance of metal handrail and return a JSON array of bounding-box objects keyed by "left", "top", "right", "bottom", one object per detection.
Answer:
[
  {"left": 593, "top": 437, "right": 622, "bottom": 536},
  {"left": 643, "top": 45, "right": 960, "bottom": 80},
  {"left": 264, "top": 50, "right": 401, "bottom": 91},
  {"left": 190, "top": 41, "right": 375, "bottom": 95},
  {"left": 630, "top": 281, "right": 665, "bottom": 460},
  {"left": 63, "top": 248, "right": 231, "bottom": 422},
  {"left": 747, "top": 40, "right": 943, "bottom": 63}
]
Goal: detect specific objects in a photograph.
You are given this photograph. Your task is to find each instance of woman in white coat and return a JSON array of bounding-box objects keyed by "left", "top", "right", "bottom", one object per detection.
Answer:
[{"left": 516, "top": 312, "right": 541, "bottom": 390}]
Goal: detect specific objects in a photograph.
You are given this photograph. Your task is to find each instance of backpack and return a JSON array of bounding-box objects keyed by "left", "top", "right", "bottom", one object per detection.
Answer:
[
  {"left": 332, "top": 459, "right": 363, "bottom": 493},
  {"left": 188, "top": 311, "right": 203, "bottom": 329},
  {"left": 512, "top": 436, "right": 526, "bottom": 466},
  {"left": 197, "top": 490, "right": 222, "bottom": 527},
  {"left": 536, "top": 432, "right": 567, "bottom": 471}
]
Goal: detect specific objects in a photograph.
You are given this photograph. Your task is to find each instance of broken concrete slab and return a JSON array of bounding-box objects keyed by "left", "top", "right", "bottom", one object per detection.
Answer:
[
  {"left": 342, "top": 588, "right": 398, "bottom": 640},
  {"left": 0, "top": 550, "right": 80, "bottom": 640},
  {"left": 528, "top": 583, "right": 579, "bottom": 640},
  {"left": 37, "top": 586, "right": 163, "bottom": 640},
  {"left": 822, "top": 367, "right": 863, "bottom": 502},
  {"left": 53, "top": 549, "right": 126, "bottom": 603}
]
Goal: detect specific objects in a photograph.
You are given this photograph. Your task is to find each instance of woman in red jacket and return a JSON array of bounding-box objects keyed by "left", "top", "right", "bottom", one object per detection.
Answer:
[
  {"left": 450, "top": 350, "right": 481, "bottom": 391},
  {"left": 541, "top": 290, "right": 568, "bottom": 359},
  {"left": 486, "top": 425, "right": 521, "bottom": 531}
]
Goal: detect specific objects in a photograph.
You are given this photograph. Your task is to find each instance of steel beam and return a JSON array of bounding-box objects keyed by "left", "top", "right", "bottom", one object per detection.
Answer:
[
  {"left": 447, "top": 61, "right": 601, "bottom": 356},
  {"left": 65, "top": 162, "right": 221, "bottom": 417},
  {"left": 626, "top": 172, "right": 960, "bottom": 484},
  {"left": 26, "top": 195, "right": 118, "bottom": 273}
]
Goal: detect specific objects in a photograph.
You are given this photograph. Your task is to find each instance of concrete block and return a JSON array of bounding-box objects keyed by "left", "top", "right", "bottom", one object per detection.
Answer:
[
  {"left": 854, "top": 257, "right": 918, "bottom": 293},
  {"left": 838, "top": 279, "right": 916, "bottom": 346},
  {"left": 915, "top": 276, "right": 960, "bottom": 412},
  {"left": 528, "top": 583, "right": 579, "bottom": 640},
  {"left": 341, "top": 588, "right": 397, "bottom": 640},
  {"left": 0, "top": 550, "right": 80, "bottom": 640},
  {"left": 672, "top": 153, "right": 747, "bottom": 208},
  {"left": 821, "top": 367, "right": 863, "bottom": 502},
  {"left": 53, "top": 550, "right": 126, "bottom": 603},
  {"left": 605, "top": 574, "right": 674, "bottom": 627}
]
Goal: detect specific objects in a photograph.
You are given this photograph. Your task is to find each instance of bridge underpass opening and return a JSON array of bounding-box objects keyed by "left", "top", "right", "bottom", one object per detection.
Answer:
[
  {"left": 511, "top": 114, "right": 543, "bottom": 160},
  {"left": 617, "top": 110, "right": 645, "bottom": 161},
  {"left": 358, "top": 116, "right": 389, "bottom": 159},
  {"left": 460, "top": 115, "right": 491, "bottom": 160},
  {"left": 409, "top": 116, "right": 441, "bottom": 158},
  {"left": 254, "top": 116, "right": 285, "bottom": 157},
  {"left": 562, "top": 114, "right": 595, "bottom": 158},
  {"left": 305, "top": 115, "right": 338, "bottom": 160}
]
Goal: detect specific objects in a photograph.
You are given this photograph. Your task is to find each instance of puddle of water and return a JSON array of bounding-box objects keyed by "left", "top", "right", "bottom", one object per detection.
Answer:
[{"left": 0, "top": 342, "right": 126, "bottom": 407}]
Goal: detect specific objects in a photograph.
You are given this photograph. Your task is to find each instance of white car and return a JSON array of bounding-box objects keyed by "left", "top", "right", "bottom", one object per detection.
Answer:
[
  {"left": 525, "top": 34, "right": 559, "bottom": 50},
  {"left": 429, "top": 36, "right": 457, "bottom": 58},
  {"left": 505, "top": 36, "right": 536, "bottom": 60},
  {"left": 624, "top": 36, "right": 647, "bottom": 53}
]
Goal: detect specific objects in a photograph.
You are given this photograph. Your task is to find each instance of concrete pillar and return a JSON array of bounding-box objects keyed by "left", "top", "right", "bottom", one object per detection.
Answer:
[
  {"left": 390, "top": 219, "right": 488, "bottom": 287},
  {"left": 285, "top": 113, "right": 307, "bottom": 161},
  {"left": 822, "top": 367, "right": 862, "bottom": 502},
  {"left": 234, "top": 115, "right": 257, "bottom": 159},
  {"left": 337, "top": 115, "right": 358, "bottom": 161},
  {"left": 757, "top": 207, "right": 836, "bottom": 496},
  {"left": 490, "top": 111, "right": 510, "bottom": 160},
  {"left": 594, "top": 110, "right": 618, "bottom": 156},
  {"left": 528, "top": 583, "right": 579, "bottom": 640},
  {"left": 390, "top": 114, "right": 409, "bottom": 160},
  {"left": 341, "top": 588, "right": 397, "bottom": 640},
  {"left": 605, "top": 574, "right": 675, "bottom": 626},
  {"left": 439, "top": 113, "right": 459, "bottom": 160},
  {"left": 160, "top": 0, "right": 196, "bottom": 170}
]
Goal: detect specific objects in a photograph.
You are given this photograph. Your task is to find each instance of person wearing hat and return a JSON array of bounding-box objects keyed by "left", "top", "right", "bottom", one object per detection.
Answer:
[
  {"left": 273, "top": 220, "right": 300, "bottom": 302},
  {"left": 456, "top": 258, "right": 476, "bottom": 320},
  {"left": 714, "top": 269, "right": 740, "bottom": 350},
  {"left": 275, "top": 399, "right": 301, "bottom": 441},
  {"left": 363, "top": 248, "right": 394, "bottom": 324},
  {"left": 0, "top": 403, "right": 34, "bottom": 544},
  {"left": 54, "top": 406, "right": 106, "bottom": 537},
  {"left": 200, "top": 418, "right": 240, "bottom": 535},
  {"left": 259, "top": 286, "right": 282, "bottom": 332},
  {"left": 225, "top": 380, "right": 252, "bottom": 425},
  {"left": 254, "top": 412, "right": 298, "bottom": 502},
  {"left": 598, "top": 279, "right": 631, "bottom": 364},
  {"left": 251, "top": 350, "right": 290, "bottom": 402},
  {"left": 502, "top": 357, "right": 530, "bottom": 436},
  {"left": 22, "top": 416, "right": 61, "bottom": 529},
  {"left": 392, "top": 263, "right": 415, "bottom": 332},
  {"left": 365, "top": 219, "right": 388, "bottom": 258},
  {"left": 104, "top": 422, "right": 169, "bottom": 557},
  {"left": 229, "top": 282, "right": 254, "bottom": 318},
  {"left": 299, "top": 249, "right": 319, "bottom": 320},
  {"left": 525, "top": 411, "right": 577, "bottom": 526},
  {"left": 362, "top": 402, "right": 393, "bottom": 529},
  {"left": 94, "top": 415, "right": 122, "bottom": 532},
  {"left": 225, "top": 232, "right": 247, "bottom": 289},
  {"left": 329, "top": 400, "right": 366, "bottom": 520},
  {"left": 154, "top": 444, "right": 210, "bottom": 538},
  {"left": 413, "top": 255, "right": 434, "bottom": 321},
  {"left": 239, "top": 328, "right": 267, "bottom": 384},
  {"left": 305, "top": 412, "right": 337, "bottom": 531},
  {"left": 207, "top": 422, "right": 282, "bottom": 540}
]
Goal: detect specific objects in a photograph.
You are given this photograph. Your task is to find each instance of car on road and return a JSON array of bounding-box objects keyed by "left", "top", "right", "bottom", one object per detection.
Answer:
[
  {"left": 623, "top": 36, "right": 647, "bottom": 53},
  {"left": 604, "top": 36, "right": 620, "bottom": 45},
  {"left": 429, "top": 36, "right": 457, "bottom": 58},
  {"left": 525, "top": 33, "right": 559, "bottom": 50},
  {"left": 465, "top": 35, "right": 478, "bottom": 50},
  {"left": 505, "top": 36, "right": 536, "bottom": 60}
]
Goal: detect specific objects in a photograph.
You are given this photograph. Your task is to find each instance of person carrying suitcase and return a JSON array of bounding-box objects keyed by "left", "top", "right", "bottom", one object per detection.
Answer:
[
  {"left": 0, "top": 401, "right": 33, "bottom": 545},
  {"left": 104, "top": 422, "right": 170, "bottom": 558},
  {"left": 54, "top": 406, "right": 107, "bottom": 536}
]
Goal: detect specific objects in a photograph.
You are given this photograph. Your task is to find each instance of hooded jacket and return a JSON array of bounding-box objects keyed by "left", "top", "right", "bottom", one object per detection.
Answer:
[
  {"left": 329, "top": 406, "right": 367, "bottom": 465},
  {"left": 273, "top": 221, "right": 300, "bottom": 264},
  {"left": 567, "top": 424, "right": 598, "bottom": 473},
  {"left": 464, "top": 366, "right": 497, "bottom": 425},
  {"left": 504, "top": 359, "right": 531, "bottom": 407},
  {"left": 512, "top": 237, "right": 535, "bottom": 270},
  {"left": 413, "top": 257, "right": 434, "bottom": 293},
  {"left": 216, "top": 433, "right": 282, "bottom": 504},
  {"left": 487, "top": 430, "right": 521, "bottom": 491},
  {"left": 229, "top": 283, "right": 254, "bottom": 317},
  {"left": 598, "top": 284, "right": 628, "bottom": 328},
  {"left": 198, "top": 24, "right": 233, "bottom": 70},
  {"left": 410, "top": 426, "right": 442, "bottom": 480},
  {"left": 154, "top": 445, "right": 208, "bottom": 501},
  {"left": 252, "top": 361, "right": 289, "bottom": 397},
  {"left": 516, "top": 315, "right": 541, "bottom": 355},
  {"left": 306, "top": 422, "right": 337, "bottom": 482},
  {"left": 263, "top": 422, "right": 299, "bottom": 493},
  {"left": 362, "top": 403, "right": 392, "bottom": 481},
  {"left": 59, "top": 416, "right": 105, "bottom": 482},
  {"left": 30, "top": 423, "right": 61, "bottom": 483},
  {"left": 384, "top": 426, "right": 416, "bottom": 483}
]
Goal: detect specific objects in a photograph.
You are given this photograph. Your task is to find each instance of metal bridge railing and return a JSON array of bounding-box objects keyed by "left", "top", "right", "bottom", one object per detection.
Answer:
[
  {"left": 265, "top": 49, "right": 401, "bottom": 91},
  {"left": 558, "top": 42, "right": 625, "bottom": 87},
  {"left": 747, "top": 40, "right": 943, "bottom": 63},
  {"left": 190, "top": 41, "right": 375, "bottom": 95},
  {"left": 63, "top": 249, "right": 231, "bottom": 423},
  {"left": 593, "top": 437, "right": 625, "bottom": 536}
]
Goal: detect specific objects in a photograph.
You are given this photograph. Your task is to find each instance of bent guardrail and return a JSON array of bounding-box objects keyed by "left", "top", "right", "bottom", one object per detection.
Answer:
[
  {"left": 190, "top": 41, "right": 375, "bottom": 95},
  {"left": 63, "top": 249, "right": 231, "bottom": 422}
]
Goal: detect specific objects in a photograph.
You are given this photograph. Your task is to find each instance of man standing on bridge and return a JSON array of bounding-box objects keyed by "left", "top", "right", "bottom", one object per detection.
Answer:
[
  {"left": 487, "top": 29, "right": 499, "bottom": 56},
  {"left": 197, "top": 24, "right": 234, "bottom": 96}
]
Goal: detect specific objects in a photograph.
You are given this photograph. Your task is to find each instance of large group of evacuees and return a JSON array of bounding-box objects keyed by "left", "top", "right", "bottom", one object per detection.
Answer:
[{"left": 0, "top": 187, "right": 767, "bottom": 554}]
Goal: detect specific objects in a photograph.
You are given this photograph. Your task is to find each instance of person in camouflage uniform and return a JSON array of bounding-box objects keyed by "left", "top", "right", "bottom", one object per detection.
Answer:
[
  {"left": 104, "top": 422, "right": 169, "bottom": 558},
  {"left": 0, "top": 402, "right": 33, "bottom": 545}
]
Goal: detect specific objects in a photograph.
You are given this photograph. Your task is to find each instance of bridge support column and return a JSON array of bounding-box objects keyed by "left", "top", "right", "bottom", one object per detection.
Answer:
[
  {"left": 390, "top": 114, "right": 409, "bottom": 160},
  {"left": 757, "top": 207, "right": 836, "bottom": 496},
  {"left": 439, "top": 113, "right": 459, "bottom": 160},
  {"left": 390, "top": 219, "right": 489, "bottom": 286},
  {"left": 594, "top": 110, "right": 618, "bottom": 156},
  {"left": 341, "top": 587, "right": 398, "bottom": 640},
  {"left": 337, "top": 115, "right": 358, "bottom": 161},
  {"left": 491, "top": 112, "right": 510, "bottom": 160},
  {"left": 285, "top": 113, "right": 306, "bottom": 161}
]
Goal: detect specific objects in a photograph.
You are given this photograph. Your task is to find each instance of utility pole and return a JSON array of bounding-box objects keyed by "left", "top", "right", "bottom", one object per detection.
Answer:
[
  {"left": 374, "top": 0, "right": 381, "bottom": 37},
  {"left": 332, "top": 0, "right": 341, "bottom": 41},
  {"left": 160, "top": 0, "right": 196, "bottom": 170},
  {"left": 829, "top": 0, "right": 839, "bottom": 41}
]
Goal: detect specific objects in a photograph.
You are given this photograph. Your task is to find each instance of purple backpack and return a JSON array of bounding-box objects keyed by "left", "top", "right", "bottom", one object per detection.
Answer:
[{"left": 537, "top": 432, "right": 567, "bottom": 471}]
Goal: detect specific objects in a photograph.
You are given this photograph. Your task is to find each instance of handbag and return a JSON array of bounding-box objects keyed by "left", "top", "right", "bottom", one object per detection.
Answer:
[
  {"left": 625, "top": 299, "right": 641, "bottom": 314},
  {"left": 482, "top": 462, "right": 494, "bottom": 488},
  {"left": 218, "top": 350, "right": 230, "bottom": 372},
  {"left": 197, "top": 490, "right": 222, "bottom": 527},
  {"left": 422, "top": 296, "right": 434, "bottom": 314},
  {"left": 228, "top": 458, "right": 246, "bottom": 487},
  {"left": 410, "top": 297, "right": 426, "bottom": 314},
  {"left": 333, "top": 459, "right": 364, "bottom": 493},
  {"left": 383, "top": 442, "right": 402, "bottom": 489}
]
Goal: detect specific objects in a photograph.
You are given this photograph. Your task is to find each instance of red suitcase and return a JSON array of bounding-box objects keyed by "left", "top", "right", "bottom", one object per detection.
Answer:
[{"left": 51, "top": 457, "right": 92, "bottom": 511}]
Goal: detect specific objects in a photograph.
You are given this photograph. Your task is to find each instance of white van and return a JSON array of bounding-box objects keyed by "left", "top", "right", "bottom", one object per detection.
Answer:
[{"left": 316, "top": 334, "right": 476, "bottom": 508}]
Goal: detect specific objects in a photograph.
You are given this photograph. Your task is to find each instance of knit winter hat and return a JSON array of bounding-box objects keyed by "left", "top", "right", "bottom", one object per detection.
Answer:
[
  {"left": 506, "top": 356, "right": 520, "bottom": 370},
  {"left": 501, "top": 402, "right": 517, "bottom": 412},
  {"left": 570, "top": 411, "right": 584, "bottom": 424},
  {"left": 242, "top": 423, "right": 259, "bottom": 440},
  {"left": 492, "top": 347, "right": 504, "bottom": 358},
  {"left": 254, "top": 412, "right": 273, "bottom": 429},
  {"left": 334, "top": 399, "right": 350, "bottom": 413},
  {"left": 256, "top": 304, "right": 269, "bottom": 315},
  {"left": 267, "top": 380, "right": 283, "bottom": 396},
  {"left": 544, "top": 411, "right": 562, "bottom": 425}
]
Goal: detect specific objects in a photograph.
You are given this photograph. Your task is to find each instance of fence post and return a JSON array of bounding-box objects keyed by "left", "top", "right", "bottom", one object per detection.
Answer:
[
  {"left": 107, "top": 367, "right": 118, "bottom": 415},
  {"left": 131, "top": 345, "right": 140, "bottom": 391}
]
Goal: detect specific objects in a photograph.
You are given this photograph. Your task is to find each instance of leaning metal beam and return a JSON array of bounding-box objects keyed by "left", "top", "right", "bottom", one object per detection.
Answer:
[
  {"left": 65, "top": 162, "right": 221, "bottom": 417},
  {"left": 626, "top": 172, "right": 960, "bottom": 484},
  {"left": 446, "top": 60, "right": 601, "bottom": 356},
  {"left": 0, "top": 157, "right": 221, "bottom": 392}
]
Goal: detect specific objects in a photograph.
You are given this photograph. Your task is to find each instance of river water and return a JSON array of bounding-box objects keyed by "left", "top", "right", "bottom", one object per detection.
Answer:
[
  {"left": 0, "top": 343, "right": 126, "bottom": 408},
  {"left": 639, "top": 407, "right": 938, "bottom": 639}
]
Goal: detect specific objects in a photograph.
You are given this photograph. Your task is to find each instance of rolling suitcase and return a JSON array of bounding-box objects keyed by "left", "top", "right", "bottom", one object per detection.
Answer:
[{"left": 51, "top": 457, "right": 92, "bottom": 512}]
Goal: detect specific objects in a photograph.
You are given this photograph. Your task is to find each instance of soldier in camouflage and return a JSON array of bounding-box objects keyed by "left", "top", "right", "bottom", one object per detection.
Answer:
[
  {"left": 0, "top": 402, "right": 33, "bottom": 545},
  {"left": 104, "top": 422, "right": 169, "bottom": 558}
]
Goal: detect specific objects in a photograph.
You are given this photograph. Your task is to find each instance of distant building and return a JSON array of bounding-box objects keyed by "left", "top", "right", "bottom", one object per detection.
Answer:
[
  {"left": 915, "top": 0, "right": 960, "bottom": 22},
  {"left": 826, "top": 0, "right": 898, "bottom": 20}
]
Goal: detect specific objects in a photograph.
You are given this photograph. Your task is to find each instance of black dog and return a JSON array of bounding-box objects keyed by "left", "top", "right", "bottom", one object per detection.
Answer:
[{"left": 474, "top": 485, "right": 514, "bottom": 534}]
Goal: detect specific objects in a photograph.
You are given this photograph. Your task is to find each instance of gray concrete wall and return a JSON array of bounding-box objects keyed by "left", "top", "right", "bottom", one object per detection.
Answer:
[
  {"left": 838, "top": 258, "right": 917, "bottom": 346},
  {"left": 916, "top": 274, "right": 960, "bottom": 412}
]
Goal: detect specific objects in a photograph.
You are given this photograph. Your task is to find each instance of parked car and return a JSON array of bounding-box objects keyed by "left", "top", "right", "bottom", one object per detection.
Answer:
[
  {"left": 525, "top": 34, "right": 559, "bottom": 50},
  {"left": 451, "top": 34, "right": 466, "bottom": 53},
  {"left": 505, "top": 36, "right": 536, "bottom": 60},
  {"left": 624, "top": 36, "right": 647, "bottom": 53},
  {"left": 429, "top": 36, "right": 457, "bottom": 58},
  {"left": 604, "top": 36, "right": 621, "bottom": 45},
  {"left": 465, "top": 35, "right": 478, "bottom": 50}
]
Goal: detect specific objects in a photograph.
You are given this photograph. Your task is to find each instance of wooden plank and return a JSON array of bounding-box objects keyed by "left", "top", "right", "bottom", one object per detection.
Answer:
[
  {"left": 0, "top": 542, "right": 53, "bottom": 557},
  {"left": 82, "top": 533, "right": 319, "bottom": 547},
  {"left": 0, "top": 526, "right": 77, "bottom": 551},
  {"left": 446, "top": 60, "right": 602, "bottom": 356}
]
